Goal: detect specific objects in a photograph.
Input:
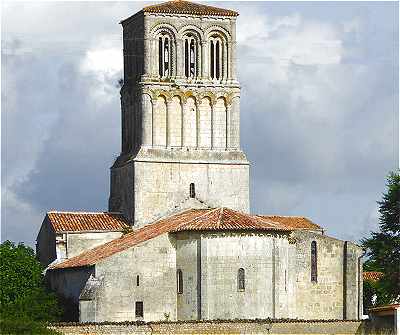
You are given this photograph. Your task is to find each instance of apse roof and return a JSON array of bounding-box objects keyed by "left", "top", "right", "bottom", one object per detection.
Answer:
[
  {"left": 50, "top": 207, "right": 321, "bottom": 270},
  {"left": 46, "top": 212, "right": 130, "bottom": 233},
  {"left": 255, "top": 215, "right": 322, "bottom": 231},
  {"left": 142, "top": 0, "right": 238, "bottom": 17}
]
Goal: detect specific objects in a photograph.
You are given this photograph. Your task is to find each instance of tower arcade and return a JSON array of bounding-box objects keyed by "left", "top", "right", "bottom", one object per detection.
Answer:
[{"left": 108, "top": 1, "right": 250, "bottom": 227}]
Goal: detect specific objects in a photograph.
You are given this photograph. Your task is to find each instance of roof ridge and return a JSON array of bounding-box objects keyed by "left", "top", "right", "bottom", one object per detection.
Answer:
[
  {"left": 142, "top": 0, "right": 238, "bottom": 17},
  {"left": 175, "top": 207, "right": 220, "bottom": 230}
]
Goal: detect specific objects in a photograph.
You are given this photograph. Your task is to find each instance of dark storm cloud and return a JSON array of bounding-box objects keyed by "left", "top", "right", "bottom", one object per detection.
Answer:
[{"left": 1, "top": 2, "right": 398, "bottom": 246}]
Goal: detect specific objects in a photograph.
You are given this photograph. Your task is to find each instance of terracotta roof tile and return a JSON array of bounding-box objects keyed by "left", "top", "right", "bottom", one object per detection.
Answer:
[
  {"left": 50, "top": 208, "right": 289, "bottom": 270},
  {"left": 143, "top": 0, "right": 238, "bottom": 17},
  {"left": 172, "top": 208, "right": 290, "bottom": 232},
  {"left": 364, "top": 271, "right": 384, "bottom": 282},
  {"left": 255, "top": 215, "right": 322, "bottom": 231},
  {"left": 47, "top": 212, "right": 130, "bottom": 233}
]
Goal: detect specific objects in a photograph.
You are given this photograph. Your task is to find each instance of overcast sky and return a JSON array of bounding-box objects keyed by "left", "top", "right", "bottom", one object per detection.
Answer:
[{"left": 1, "top": 1, "right": 398, "bottom": 247}]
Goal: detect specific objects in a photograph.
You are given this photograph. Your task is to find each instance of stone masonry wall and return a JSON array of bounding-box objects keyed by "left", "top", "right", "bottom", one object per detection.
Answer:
[
  {"left": 91, "top": 234, "right": 177, "bottom": 322},
  {"left": 175, "top": 231, "right": 293, "bottom": 321},
  {"left": 201, "top": 232, "right": 291, "bottom": 320},
  {"left": 67, "top": 232, "right": 123, "bottom": 259},
  {"left": 132, "top": 156, "right": 249, "bottom": 227},
  {"left": 293, "top": 231, "right": 363, "bottom": 320},
  {"left": 51, "top": 320, "right": 377, "bottom": 335}
]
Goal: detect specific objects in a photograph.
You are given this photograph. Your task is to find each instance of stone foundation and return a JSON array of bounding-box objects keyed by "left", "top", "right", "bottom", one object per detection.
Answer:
[{"left": 50, "top": 319, "right": 395, "bottom": 335}]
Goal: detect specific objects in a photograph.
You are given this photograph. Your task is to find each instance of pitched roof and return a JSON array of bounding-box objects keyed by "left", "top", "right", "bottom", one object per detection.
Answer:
[
  {"left": 255, "top": 215, "right": 322, "bottom": 231},
  {"left": 364, "top": 271, "right": 384, "bottom": 282},
  {"left": 143, "top": 0, "right": 238, "bottom": 17},
  {"left": 46, "top": 212, "right": 130, "bottom": 233},
  {"left": 50, "top": 208, "right": 291, "bottom": 270}
]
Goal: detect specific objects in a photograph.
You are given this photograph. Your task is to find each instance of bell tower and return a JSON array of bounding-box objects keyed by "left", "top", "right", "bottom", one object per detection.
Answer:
[{"left": 109, "top": 0, "right": 250, "bottom": 227}]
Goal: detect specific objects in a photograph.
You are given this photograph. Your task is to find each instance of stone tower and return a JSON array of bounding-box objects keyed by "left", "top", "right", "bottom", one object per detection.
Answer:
[{"left": 109, "top": 0, "right": 250, "bottom": 227}]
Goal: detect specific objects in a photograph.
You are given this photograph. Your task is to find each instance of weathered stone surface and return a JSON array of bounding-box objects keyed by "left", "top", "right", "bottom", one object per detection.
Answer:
[{"left": 51, "top": 320, "right": 374, "bottom": 335}]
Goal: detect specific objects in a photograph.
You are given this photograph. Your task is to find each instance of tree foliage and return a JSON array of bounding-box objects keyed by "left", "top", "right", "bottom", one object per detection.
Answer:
[
  {"left": 0, "top": 240, "right": 61, "bottom": 334},
  {"left": 362, "top": 171, "right": 400, "bottom": 306}
]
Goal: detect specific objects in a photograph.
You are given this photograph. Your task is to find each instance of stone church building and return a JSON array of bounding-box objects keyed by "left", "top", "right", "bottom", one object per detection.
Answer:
[{"left": 36, "top": 0, "right": 363, "bottom": 323}]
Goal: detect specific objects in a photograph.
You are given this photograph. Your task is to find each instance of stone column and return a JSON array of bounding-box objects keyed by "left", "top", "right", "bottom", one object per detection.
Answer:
[
  {"left": 226, "top": 103, "right": 231, "bottom": 149},
  {"left": 141, "top": 94, "right": 152, "bottom": 147},
  {"left": 230, "top": 42, "right": 237, "bottom": 80},
  {"left": 195, "top": 100, "right": 199, "bottom": 148},
  {"left": 210, "top": 102, "right": 214, "bottom": 149},
  {"left": 202, "top": 41, "right": 208, "bottom": 80},
  {"left": 166, "top": 98, "right": 174, "bottom": 148},
  {"left": 230, "top": 19, "right": 237, "bottom": 81},
  {"left": 229, "top": 96, "right": 240, "bottom": 149},
  {"left": 176, "top": 39, "right": 184, "bottom": 79}
]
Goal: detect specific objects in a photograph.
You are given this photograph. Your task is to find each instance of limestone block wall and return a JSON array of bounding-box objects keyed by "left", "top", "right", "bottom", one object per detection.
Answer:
[
  {"left": 201, "top": 232, "right": 291, "bottom": 320},
  {"left": 109, "top": 163, "right": 134, "bottom": 221},
  {"left": 36, "top": 221, "right": 123, "bottom": 267},
  {"left": 51, "top": 320, "right": 369, "bottom": 335},
  {"left": 132, "top": 156, "right": 249, "bottom": 227},
  {"left": 67, "top": 232, "right": 123, "bottom": 259},
  {"left": 90, "top": 234, "right": 177, "bottom": 322},
  {"left": 36, "top": 218, "right": 57, "bottom": 267},
  {"left": 344, "top": 241, "right": 364, "bottom": 320},
  {"left": 175, "top": 231, "right": 292, "bottom": 321},
  {"left": 176, "top": 233, "right": 199, "bottom": 320},
  {"left": 293, "top": 231, "right": 363, "bottom": 320}
]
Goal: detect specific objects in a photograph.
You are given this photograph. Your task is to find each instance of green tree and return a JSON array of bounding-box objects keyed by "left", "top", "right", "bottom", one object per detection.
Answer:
[
  {"left": 0, "top": 240, "right": 61, "bottom": 334},
  {"left": 362, "top": 171, "right": 400, "bottom": 306}
]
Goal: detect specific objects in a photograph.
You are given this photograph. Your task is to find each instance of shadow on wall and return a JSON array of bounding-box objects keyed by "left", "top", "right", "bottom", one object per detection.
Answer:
[{"left": 57, "top": 295, "right": 79, "bottom": 322}]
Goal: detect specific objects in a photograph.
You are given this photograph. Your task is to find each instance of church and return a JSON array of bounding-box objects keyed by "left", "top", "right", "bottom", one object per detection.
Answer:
[{"left": 36, "top": 0, "right": 364, "bottom": 323}]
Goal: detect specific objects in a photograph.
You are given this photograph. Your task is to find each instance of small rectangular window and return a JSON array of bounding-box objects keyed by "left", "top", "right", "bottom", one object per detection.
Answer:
[{"left": 135, "top": 301, "right": 143, "bottom": 318}]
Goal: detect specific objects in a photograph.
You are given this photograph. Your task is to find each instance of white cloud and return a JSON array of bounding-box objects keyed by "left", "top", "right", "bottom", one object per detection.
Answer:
[
  {"left": 238, "top": 11, "right": 343, "bottom": 68},
  {"left": 80, "top": 45, "right": 122, "bottom": 76}
]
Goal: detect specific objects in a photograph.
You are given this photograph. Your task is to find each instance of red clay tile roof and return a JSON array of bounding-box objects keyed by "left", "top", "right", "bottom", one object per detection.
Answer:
[
  {"left": 364, "top": 271, "right": 384, "bottom": 282},
  {"left": 47, "top": 212, "right": 130, "bottom": 233},
  {"left": 255, "top": 215, "right": 322, "bottom": 231},
  {"left": 143, "top": 0, "right": 238, "bottom": 17},
  {"left": 50, "top": 208, "right": 290, "bottom": 269}
]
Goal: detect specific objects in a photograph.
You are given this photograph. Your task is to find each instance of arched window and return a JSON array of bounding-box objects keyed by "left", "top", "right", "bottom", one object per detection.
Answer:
[
  {"left": 238, "top": 268, "right": 245, "bottom": 291},
  {"left": 184, "top": 35, "right": 197, "bottom": 78},
  {"left": 159, "top": 34, "right": 171, "bottom": 78},
  {"left": 311, "top": 241, "right": 317, "bottom": 282},
  {"left": 210, "top": 36, "right": 222, "bottom": 81},
  {"left": 189, "top": 183, "right": 195, "bottom": 198},
  {"left": 177, "top": 269, "right": 183, "bottom": 294},
  {"left": 136, "top": 275, "right": 140, "bottom": 287}
]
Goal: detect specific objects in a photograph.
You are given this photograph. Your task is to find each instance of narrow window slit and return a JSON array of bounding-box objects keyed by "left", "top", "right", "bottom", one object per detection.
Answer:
[
  {"left": 177, "top": 269, "right": 183, "bottom": 294},
  {"left": 189, "top": 183, "right": 195, "bottom": 198}
]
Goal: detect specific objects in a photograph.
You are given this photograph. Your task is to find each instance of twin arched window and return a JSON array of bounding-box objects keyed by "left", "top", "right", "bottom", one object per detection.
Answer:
[{"left": 210, "top": 36, "right": 222, "bottom": 80}]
